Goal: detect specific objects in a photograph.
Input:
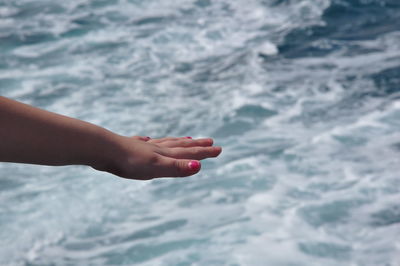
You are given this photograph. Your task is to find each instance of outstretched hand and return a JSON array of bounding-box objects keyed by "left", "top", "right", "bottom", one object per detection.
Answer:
[
  {"left": 93, "top": 136, "right": 222, "bottom": 180},
  {"left": 0, "top": 96, "right": 222, "bottom": 180}
]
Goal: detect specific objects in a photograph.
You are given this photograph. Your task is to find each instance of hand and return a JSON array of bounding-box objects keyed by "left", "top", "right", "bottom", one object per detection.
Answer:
[
  {"left": 0, "top": 97, "right": 222, "bottom": 180},
  {"left": 93, "top": 136, "right": 222, "bottom": 180}
]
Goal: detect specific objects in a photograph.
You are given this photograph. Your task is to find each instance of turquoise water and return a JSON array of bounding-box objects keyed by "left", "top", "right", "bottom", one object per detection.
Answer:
[{"left": 1, "top": 0, "right": 400, "bottom": 265}]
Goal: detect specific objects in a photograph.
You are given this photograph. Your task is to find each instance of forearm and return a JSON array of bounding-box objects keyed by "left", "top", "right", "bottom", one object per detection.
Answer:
[
  {"left": 0, "top": 96, "right": 222, "bottom": 180},
  {"left": 0, "top": 96, "right": 116, "bottom": 167}
]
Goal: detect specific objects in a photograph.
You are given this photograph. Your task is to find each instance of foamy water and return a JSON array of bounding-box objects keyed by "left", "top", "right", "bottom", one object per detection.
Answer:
[{"left": 1, "top": 0, "right": 400, "bottom": 265}]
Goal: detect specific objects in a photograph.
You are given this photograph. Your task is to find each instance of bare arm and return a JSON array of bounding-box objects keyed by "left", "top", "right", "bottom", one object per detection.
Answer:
[{"left": 0, "top": 96, "right": 222, "bottom": 180}]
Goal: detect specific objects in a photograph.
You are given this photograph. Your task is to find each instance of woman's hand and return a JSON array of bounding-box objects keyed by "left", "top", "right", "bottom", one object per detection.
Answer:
[
  {"left": 0, "top": 96, "right": 222, "bottom": 180},
  {"left": 93, "top": 136, "right": 222, "bottom": 180}
]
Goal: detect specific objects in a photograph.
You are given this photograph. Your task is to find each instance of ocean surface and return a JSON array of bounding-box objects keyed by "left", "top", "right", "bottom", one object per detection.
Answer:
[{"left": 0, "top": 0, "right": 400, "bottom": 265}]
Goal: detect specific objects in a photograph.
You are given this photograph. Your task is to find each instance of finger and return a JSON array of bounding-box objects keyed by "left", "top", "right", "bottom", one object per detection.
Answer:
[
  {"left": 130, "top": 136, "right": 151, "bottom": 141},
  {"left": 160, "top": 146, "right": 222, "bottom": 160},
  {"left": 155, "top": 156, "right": 201, "bottom": 178},
  {"left": 148, "top": 136, "right": 192, "bottom": 144},
  {"left": 157, "top": 138, "right": 214, "bottom": 148}
]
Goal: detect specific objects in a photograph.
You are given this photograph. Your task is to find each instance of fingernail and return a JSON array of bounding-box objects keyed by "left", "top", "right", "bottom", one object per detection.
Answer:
[
  {"left": 188, "top": 160, "right": 200, "bottom": 170},
  {"left": 144, "top": 136, "right": 151, "bottom": 140},
  {"left": 185, "top": 136, "right": 192, "bottom": 139}
]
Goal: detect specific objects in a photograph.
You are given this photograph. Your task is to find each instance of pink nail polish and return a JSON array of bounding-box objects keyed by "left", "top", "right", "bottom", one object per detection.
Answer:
[
  {"left": 144, "top": 136, "right": 151, "bottom": 140},
  {"left": 188, "top": 161, "right": 200, "bottom": 170},
  {"left": 186, "top": 136, "right": 192, "bottom": 139}
]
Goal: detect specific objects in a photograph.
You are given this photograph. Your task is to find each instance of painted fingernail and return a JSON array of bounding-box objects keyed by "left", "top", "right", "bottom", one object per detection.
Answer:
[
  {"left": 144, "top": 136, "right": 151, "bottom": 140},
  {"left": 188, "top": 160, "right": 200, "bottom": 170},
  {"left": 185, "top": 136, "right": 192, "bottom": 139}
]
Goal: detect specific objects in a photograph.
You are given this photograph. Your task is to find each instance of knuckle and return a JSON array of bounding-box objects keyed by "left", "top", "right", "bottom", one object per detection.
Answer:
[
  {"left": 174, "top": 160, "right": 186, "bottom": 177},
  {"left": 192, "top": 147, "right": 202, "bottom": 155},
  {"left": 177, "top": 139, "right": 190, "bottom": 147}
]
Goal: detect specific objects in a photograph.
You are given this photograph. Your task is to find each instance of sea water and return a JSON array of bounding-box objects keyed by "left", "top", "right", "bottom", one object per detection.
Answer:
[{"left": 0, "top": 0, "right": 400, "bottom": 265}]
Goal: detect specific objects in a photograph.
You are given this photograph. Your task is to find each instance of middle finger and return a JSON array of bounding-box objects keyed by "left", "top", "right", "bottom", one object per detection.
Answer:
[{"left": 156, "top": 138, "right": 214, "bottom": 148}]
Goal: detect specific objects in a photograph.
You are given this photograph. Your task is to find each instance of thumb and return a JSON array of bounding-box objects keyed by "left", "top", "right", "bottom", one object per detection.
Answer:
[{"left": 158, "top": 157, "right": 201, "bottom": 178}]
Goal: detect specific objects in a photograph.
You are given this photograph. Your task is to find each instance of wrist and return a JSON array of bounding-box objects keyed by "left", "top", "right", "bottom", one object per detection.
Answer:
[{"left": 88, "top": 128, "right": 127, "bottom": 176}]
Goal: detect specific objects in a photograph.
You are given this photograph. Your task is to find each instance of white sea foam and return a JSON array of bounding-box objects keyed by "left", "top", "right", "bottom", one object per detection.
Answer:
[{"left": 1, "top": 0, "right": 399, "bottom": 265}]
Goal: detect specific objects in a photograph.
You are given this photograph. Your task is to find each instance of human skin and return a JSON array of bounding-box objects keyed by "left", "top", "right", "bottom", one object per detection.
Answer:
[{"left": 0, "top": 96, "right": 222, "bottom": 180}]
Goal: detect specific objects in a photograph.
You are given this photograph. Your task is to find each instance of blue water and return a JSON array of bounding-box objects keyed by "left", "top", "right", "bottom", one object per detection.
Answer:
[{"left": 1, "top": 0, "right": 400, "bottom": 265}]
